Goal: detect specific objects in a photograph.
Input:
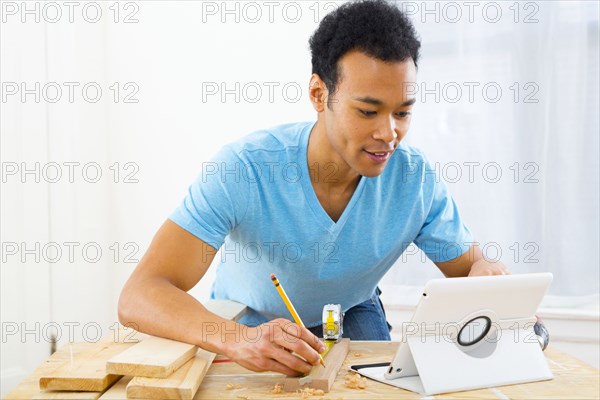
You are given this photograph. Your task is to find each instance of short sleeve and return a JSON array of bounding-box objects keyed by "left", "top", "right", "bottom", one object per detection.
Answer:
[
  {"left": 169, "top": 145, "right": 249, "bottom": 249},
  {"left": 413, "top": 156, "right": 473, "bottom": 262}
]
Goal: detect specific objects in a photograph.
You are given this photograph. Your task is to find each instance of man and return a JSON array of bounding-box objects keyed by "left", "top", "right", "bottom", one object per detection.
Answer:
[{"left": 118, "top": 0, "right": 509, "bottom": 377}]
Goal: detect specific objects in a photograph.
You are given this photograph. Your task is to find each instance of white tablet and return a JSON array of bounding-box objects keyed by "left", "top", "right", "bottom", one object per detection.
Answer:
[{"left": 350, "top": 272, "right": 553, "bottom": 395}]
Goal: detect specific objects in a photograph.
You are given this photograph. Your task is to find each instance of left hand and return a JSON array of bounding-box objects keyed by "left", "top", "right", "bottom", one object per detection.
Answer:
[{"left": 468, "top": 258, "right": 511, "bottom": 276}]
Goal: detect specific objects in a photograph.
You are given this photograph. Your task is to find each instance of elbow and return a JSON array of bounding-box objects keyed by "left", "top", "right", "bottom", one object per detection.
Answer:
[
  {"left": 117, "top": 276, "right": 167, "bottom": 329},
  {"left": 117, "top": 282, "right": 136, "bottom": 327}
]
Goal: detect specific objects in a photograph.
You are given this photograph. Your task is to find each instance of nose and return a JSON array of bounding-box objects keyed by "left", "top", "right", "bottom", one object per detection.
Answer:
[{"left": 372, "top": 116, "right": 398, "bottom": 144}]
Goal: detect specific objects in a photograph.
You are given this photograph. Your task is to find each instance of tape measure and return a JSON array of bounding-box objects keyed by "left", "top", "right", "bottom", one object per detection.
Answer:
[{"left": 321, "top": 304, "right": 343, "bottom": 357}]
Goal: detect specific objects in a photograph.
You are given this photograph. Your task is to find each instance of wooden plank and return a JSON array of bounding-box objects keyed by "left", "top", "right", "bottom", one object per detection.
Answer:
[
  {"left": 39, "top": 341, "right": 133, "bottom": 392},
  {"left": 98, "top": 376, "right": 132, "bottom": 400},
  {"left": 126, "top": 349, "right": 216, "bottom": 399},
  {"left": 106, "top": 336, "right": 197, "bottom": 378},
  {"left": 283, "top": 338, "right": 350, "bottom": 393},
  {"left": 32, "top": 390, "right": 102, "bottom": 399},
  {"left": 103, "top": 300, "right": 245, "bottom": 381},
  {"left": 204, "top": 299, "right": 247, "bottom": 321}
]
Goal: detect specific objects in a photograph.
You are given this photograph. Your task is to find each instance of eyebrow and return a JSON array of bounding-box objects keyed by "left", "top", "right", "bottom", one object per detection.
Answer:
[{"left": 353, "top": 96, "right": 416, "bottom": 107}]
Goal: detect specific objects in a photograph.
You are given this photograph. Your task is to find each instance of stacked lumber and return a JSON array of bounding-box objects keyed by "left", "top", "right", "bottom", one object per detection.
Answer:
[
  {"left": 34, "top": 300, "right": 247, "bottom": 400},
  {"left": 104, "top": 347, "right": 215, "bottom": 399}
]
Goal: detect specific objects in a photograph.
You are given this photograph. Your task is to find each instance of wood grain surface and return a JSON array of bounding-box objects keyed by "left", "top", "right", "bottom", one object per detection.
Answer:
[
  {"left": 127, "top": 349, "right": 216, "bottom": 399},
  {"left": 39, "top": 341, "right": 132, "bottom": 392},
  {"left": 8, "top": 340, "right": 599, "bottom": 399},
  {"left": 105, "top": 336, "right": 197, "bottom": 378}
]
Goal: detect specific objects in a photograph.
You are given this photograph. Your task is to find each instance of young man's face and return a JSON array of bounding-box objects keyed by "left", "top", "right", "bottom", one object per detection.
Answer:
[{"left": 320, "top": 50, "right": 417, "bottom": 178}]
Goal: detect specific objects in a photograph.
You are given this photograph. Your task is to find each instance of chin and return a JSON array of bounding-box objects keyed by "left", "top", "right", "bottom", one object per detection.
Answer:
[
  {"left": 354, "top": 150, "right": 393, "bottom": 178},
  {"left": 357, "top": 164, "right": 387, "bottom": 178}
]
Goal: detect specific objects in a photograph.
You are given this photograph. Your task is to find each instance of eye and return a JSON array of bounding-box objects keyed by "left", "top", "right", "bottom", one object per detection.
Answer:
[
  {"left": 395, "top": 112, "right": 411, "bottom": 118},
  {"left": 359, "top": 109, "right": 376, "bottom": 116}
]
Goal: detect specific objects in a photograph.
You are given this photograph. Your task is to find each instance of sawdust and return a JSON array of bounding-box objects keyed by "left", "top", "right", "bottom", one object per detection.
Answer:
[
  {"left": 296, "top": 387, "right": 325, "bottom": 398},
  {"left": 271, "top": 383, "right": 283, "bottom": 394},
  {"left": 352, "top": 352, "right": 363, "bottom": 357},
  {"left": 236, "top": 396, "right": 249, "bottom": 400},
  {"left": 344, "top": 372, "right": 367, "bottom": 389},
  {"left": 225, "top": 383, "right": 242, "bottom": 390}
]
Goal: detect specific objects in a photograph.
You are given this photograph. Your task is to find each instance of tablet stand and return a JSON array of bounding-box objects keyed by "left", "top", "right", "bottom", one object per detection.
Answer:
[{"left": 389, "top": 309, "right": 554, "bottom": 395}]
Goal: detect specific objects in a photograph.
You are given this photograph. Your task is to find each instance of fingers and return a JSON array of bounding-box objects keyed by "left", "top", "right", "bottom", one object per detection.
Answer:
[
  {"left": 233, "top": 337, "right": 311, "bottom": 376},
  {"left": 282, "top": 320, "right": 326, "bottom": 352},
  {"left": 231, "top": 319, "right": 323, "bottom": 375},
  {"left": 266, "top": 345, "right": 315, "bottom": 375},
  {"left": 495, "top": 264, "right": 511, "bottom": 275},
  {"left": 470, "top": 261, "right": 511, "bottom": 276},
  {"left": 237, "top": 356, "right": 303, "bottom": 377},
  {"left": 276, "top": 320, "right": 325, "bottom": 365}
]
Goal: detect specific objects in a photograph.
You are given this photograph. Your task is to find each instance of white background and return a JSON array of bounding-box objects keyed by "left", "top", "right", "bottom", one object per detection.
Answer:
[{"left": 1, "top": 0, "right": 599, "bottom": 395}]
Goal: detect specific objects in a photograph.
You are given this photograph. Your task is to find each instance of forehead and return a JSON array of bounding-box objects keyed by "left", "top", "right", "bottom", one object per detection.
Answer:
[{"left": 336, "top": 50, "right": 417, "bottom": 101}]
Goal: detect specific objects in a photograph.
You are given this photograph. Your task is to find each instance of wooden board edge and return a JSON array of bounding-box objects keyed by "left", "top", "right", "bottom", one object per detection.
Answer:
[
  {"left": 105, "top": 345, "right": 197, "bottom": 378},
  {"left": 126, "top": 351, "right": 216, "bottom": 400},
  {"left": 283, "top": 338, "right": 350, "bottom": 393},
  {"left": 39, "top": 374, "right": 121, "bottom": 392}
]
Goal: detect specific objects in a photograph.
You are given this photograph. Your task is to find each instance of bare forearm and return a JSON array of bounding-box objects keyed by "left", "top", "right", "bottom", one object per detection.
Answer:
[
  {"left": 434, "top": 243, "right": 510, "bottom": 277},
  {"left": 118, "top": 278, "right": 238, "bottom": 356}
]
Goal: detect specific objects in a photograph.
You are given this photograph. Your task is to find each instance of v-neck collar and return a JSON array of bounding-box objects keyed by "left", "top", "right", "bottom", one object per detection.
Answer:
[{"left": 298, "top": 121, "right": 367, "bottom": 234}]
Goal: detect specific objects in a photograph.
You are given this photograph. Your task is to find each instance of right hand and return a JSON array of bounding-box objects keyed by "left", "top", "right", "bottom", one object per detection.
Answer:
[{"left": 226, "top": 318, "right": 326, "bottom": 376}]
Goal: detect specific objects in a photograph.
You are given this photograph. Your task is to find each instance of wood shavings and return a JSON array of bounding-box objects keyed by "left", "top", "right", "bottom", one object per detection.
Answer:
[
  {"left": 344, "top": 372, "right": 367, "bottom": 389},
  {"left": 271, "top": 383, "right": 283, "bottom": 394},
  {"left": 236, "top": 396, "right": 249, "bottom": 400},
  {"left": 296, "top": 387, "right": 325, "bottom": 398},
  {"left": 226, "top": 383, "right": 242, "bottom": 390}
]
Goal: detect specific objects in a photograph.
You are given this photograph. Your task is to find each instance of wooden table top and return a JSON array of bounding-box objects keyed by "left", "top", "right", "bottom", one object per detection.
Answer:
[{"left": 6, "top": 341, "right": 600, "bottom": 399}]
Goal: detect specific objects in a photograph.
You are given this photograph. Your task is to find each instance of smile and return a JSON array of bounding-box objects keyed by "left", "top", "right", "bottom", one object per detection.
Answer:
[{"left": 364, "top": 150, "right": 392, "bottom": 164}]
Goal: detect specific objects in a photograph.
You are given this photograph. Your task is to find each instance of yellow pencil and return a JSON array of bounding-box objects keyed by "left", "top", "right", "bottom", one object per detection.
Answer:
[{"left": 270, "top": 273, "right": 326, "bottom": 368}]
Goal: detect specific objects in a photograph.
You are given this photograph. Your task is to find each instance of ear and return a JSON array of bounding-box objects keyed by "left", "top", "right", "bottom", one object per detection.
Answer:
[{"left": 308, "top": 74, "right": 328, "bottom": 112}]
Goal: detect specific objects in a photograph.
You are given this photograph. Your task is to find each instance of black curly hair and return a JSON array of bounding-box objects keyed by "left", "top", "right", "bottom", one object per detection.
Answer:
[{"left": 309, "top": 0, "right": 421, "bottom": 100}]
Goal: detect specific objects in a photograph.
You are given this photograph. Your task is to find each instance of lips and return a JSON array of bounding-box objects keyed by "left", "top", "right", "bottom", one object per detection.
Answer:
[{"left": 364, "top": 150, "right": 392, "bottom": 163}]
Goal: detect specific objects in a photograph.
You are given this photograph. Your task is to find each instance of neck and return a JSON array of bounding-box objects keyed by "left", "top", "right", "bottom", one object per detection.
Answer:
[{"left": 307, "top": 119, "right": 361, "bottom": 192}]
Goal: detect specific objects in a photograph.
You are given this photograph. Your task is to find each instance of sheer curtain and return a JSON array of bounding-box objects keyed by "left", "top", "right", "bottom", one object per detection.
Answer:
[{"left": 381, "top": 1, "right": 599, "bottom": 308}]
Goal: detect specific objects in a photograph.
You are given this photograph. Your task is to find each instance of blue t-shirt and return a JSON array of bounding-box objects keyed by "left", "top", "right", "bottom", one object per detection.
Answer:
[{"left": 169, "top": 121, "right": 473, "bottom": 327}]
